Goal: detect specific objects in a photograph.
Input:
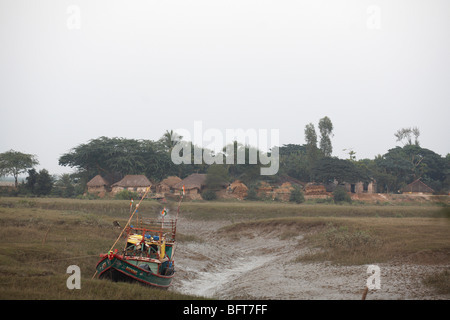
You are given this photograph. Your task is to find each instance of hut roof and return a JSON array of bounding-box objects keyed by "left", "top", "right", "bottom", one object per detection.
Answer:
[
  {"left": 230, "top": 180, "right": 248, "bottom": 191},
  {"left": 159, "top": 176, "right": 182, "bottom": 187},
  {"left": 402, "top": 179, "right": 434, "bottom": 193},
  {"left": 87, "top": 175, "right": 109, "bottom": 187},
  {"left": 112, "top": 175, "right": 152, "bottom": 187},
  {"left": 276, "top": 175, "right": 306, "bottom": 187},
  {"left": 174, "top": 173, "right": 207, "bottom": 190}
]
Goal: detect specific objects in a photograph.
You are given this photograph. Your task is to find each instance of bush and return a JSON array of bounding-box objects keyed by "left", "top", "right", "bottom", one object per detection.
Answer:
[
  {"left": 202, "top": 189, "right": 217, "bottom": 201},
  {"left": 289, "top": 186, "right": 305, "bottom": 204},
  {"left": 332, "top": 187, "right": 352, "bottom": 203},
  {"left": 114, "top": 189, "right": 139, "bottom": 200},
  {"left": 246, "top": 187, "right": 259, "bottom": 201}
]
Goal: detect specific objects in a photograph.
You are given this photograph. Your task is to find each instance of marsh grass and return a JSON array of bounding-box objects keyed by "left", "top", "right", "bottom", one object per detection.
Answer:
[
  {"left": 0, "top": 199, "right": 201, "bottom": 300},
  {"left": 300, "top": 217, "right": 450, "bottom": 265},
  {"left": 180, "top": 201, "right": 447, "bottom": 221},
  {"left": 220, "top": 215, "right": 450, "bottom": 266},
  {"left": 297, "top": 221, "right": 383, "bottom": 265},
  {"left": 0, "top": 197, "right": 448, "bottom": 298}
]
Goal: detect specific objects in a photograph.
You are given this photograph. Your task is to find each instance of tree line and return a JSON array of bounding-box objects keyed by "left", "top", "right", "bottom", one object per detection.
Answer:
[{"left": 1, "top": 119, "right": 449, "bottom": 197}]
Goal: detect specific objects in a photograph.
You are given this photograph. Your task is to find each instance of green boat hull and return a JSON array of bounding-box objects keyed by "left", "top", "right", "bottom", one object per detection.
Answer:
[{"left": 96, "top": 255, "right": 175, "bottom": 288}]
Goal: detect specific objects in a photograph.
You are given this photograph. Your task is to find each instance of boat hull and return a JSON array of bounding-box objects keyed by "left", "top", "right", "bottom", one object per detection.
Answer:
[{"left": 96, "top": 255, "right": 174, "bottom": 288}]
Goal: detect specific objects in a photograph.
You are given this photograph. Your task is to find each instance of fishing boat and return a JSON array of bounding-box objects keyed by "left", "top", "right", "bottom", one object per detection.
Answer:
[
  {"left": 96, "top": 219, "right": 176, "bottom": 288},
  {"left": 95, "top": 187, "right": 184, "bottom": 288}
]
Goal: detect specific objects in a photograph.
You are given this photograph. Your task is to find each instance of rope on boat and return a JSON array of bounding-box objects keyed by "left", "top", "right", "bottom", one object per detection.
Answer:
[
  {"left": 91, "top": 186, "right": 151, "bottom": 280},
  {"left": 108, "top": 186, "right": 151, "bottom": 252},
  {"left": 91, "top": 186, "right": 185, "bottom": 280}
]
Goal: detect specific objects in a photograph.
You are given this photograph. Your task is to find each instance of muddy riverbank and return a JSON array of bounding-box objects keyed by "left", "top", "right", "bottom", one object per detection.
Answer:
[{"left": 170, "top": 217, "right": 449, "bottom": 300}]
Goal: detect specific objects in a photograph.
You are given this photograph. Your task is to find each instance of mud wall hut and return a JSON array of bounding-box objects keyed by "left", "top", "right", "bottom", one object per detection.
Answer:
[
  {"left": 173, "top": 173, "right": 207, "bottom": 199},
  {"left": 401, "top": 179, "right": 434, "bottom": 194},
  {"left": 86, "top": 175, "right": 110, "bottom": 197},
  {"left": 305, "top": 183, "right": 327, "bottom": 195},
  {"left": 228, "top": 180, "right": 248, "bottom": 200},
  {"left": 343, "top": 181, "right": 377, "bottom": 194},
  {"left": 155, "top": 176, "right": 182, "bottom": 193},
  {"left": 111, "top": 175, "right": 152, "bottom": 196}
]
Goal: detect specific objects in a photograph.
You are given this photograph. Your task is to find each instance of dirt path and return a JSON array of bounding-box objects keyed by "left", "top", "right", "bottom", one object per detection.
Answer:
[{"left": 170, "top": 217, "right": 449, "bottom": 300}]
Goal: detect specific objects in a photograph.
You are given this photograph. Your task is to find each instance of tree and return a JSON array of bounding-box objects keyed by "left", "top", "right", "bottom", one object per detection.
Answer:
[
  {"left": 53, "top": 173, "right": 76, "bottom": 198},
  {"left": 25, "top": 168, "right": 38, "bottom": 194},
  {"left": 304, "top": 123, "right": 320, "bottom": 180},
  {"left": 205, "top": 164, "right": 229, "bottom": 190},
  {"left": 304, "top": 123, "right": 318, "bottom": 150},
  {"left": 318, "top": 116, "right": 334, "bottom": 157},
  {"left": 312, "top": 157, "right": 364, "bottom": 185},
  {"left": 376, "top": 145, "right": 446, "bottom": 192},
  {"left": 343, "top": 148, "right": 357, "bottom": 161},
  {"left": 158, "top": 129, "right": 183, "bottom": 153},
  {"left": 59, "top": 136, "right": 177, "bottom": 184},
  {"left": 395, "top": 127, "right": 420, "bottom": 146},
  {"left": 278, "top": 144, "right": 309, "bottom": 182},
  {"left": 222, "top": 141, "right": 264, "bottom": 185},
  {"left": 0, "top": 150, "right": 39, "bottom": 188},
  {"left": 34, "top": 169, "right": 53, "bottom": 196}
]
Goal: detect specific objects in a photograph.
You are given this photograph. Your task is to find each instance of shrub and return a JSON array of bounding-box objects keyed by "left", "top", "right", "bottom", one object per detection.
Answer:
[
  {"left": 289, "top": 186, "right": 305, "bottom": 204},
  {"left": 332, "top": 187, "right": 352, "bottom": 203},
  {"left": 202, "top": 189, "right": 217, "bottom": 201},
  {"left": 114, "top": 189, "right": 139, "bottom": 200},
  {"left": 246, "top": 187, "right": 259, "bottom": 201}
]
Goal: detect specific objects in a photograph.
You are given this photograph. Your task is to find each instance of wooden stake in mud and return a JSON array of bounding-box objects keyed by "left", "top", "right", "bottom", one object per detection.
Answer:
[
  {"left": 175, "top": 185, "right": 185, "bottom": 223},
  {"left": 361, "top": 286, "right": 369, "bottom": 300},
  {"left": 170, "top": 185, "right": 185, "bottom": 259}
]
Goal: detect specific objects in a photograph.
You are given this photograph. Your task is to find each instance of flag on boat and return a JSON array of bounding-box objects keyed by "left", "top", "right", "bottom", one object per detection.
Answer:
[{"left": 161, "top": 207, "right": 168, "bottom": 217}]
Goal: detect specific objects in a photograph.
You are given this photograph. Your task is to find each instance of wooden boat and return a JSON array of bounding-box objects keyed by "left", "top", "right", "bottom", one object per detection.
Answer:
[{"left": 96, "top": 218, "right": 177, "bottom": 288}]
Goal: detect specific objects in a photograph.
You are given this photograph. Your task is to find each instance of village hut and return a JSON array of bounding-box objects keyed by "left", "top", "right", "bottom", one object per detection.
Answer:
[
  {"left": 173, "top": 173, "right": 207, "bottom": 199},
  {"left": 0, "top": 181, "right": 16, "bottom": 193},
  {"left": 86, "top": 175, "right": 110, "bottom": 197},
  {"left": 273, "top": 182, "right": 295, "bottom": 201},
  {"left": 155, "top": 176, "right": 182, "bottom": 193},
  {"left": 256, "top": 181, "right": 273, "bottom": 198},
  {"left": 276, "top": 175, "right": 306, "bottom": 189},
  {"left": 304, "top": 183, "right": 327, "bottom": 195},
  {"left": 401, "top": 179, "right": 434, "bottom": 194},
  {"left": 228, "top": 180, "right": 248, "bottom": 200},
  {"left": 111, "top": 175, "right": 152, "bottom": 196}
]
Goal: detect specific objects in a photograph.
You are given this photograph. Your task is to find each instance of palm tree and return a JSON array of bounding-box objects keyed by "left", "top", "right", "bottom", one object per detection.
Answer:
[{"left": 160, "top": 130, "right": 183, "bottom": 153}]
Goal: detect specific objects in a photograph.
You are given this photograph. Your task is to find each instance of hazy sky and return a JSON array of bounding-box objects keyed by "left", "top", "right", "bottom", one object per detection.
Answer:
[{"left": 1, "top": 0, "right": 449, "bottom": 176}]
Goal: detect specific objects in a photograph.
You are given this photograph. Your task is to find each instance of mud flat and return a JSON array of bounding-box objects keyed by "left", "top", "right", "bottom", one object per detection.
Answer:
[{"left": 171, "top": 217, "right": 450, "bottom": 300}]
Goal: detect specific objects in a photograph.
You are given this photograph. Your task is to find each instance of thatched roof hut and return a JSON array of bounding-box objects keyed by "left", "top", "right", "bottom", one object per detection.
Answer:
[
  {"left": 86, "top": 175, "right": 110, "bottom": 197},
  {"left": 401, "top": 179, "right": 434, "bottom": 194},
  {"left": 229, "top": 180, "right": 248, "bottom": 199},
  {"left": 173, "top": 173, "right": 207, "bottom": 195},
  {"left": 112, "top": 175, "right": 152, "bottom": 188},
  {"left": 273, "top": 182, "right": 295, "bottom": 201},
  {"left": 155, "top": 176, "right": 182, "bottom": 193},
  {"left": 255, "top": 181, "right": 273, "bottom": 198},
  {"left": 305, "top": 183, "right": 327, "bottom": 195},
  {"left": 111, "top": 175, "right": 152, "bottom": 195},
  {"left": 276, "top": 175, "right": 306, "bottom": 188},
  {"left": 87, "top": 175, "right": 109, "bottom": 188}
]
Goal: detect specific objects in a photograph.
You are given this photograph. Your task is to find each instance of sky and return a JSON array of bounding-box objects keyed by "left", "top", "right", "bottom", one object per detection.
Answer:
[{"left": 1, "top": 0, "right": 449, "bottom": 176}]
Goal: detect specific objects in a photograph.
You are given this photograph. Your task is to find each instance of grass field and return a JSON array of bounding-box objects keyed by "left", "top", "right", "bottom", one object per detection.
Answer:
[{"left": 0, "top": 197, "right": 449, "bottom": 299}]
